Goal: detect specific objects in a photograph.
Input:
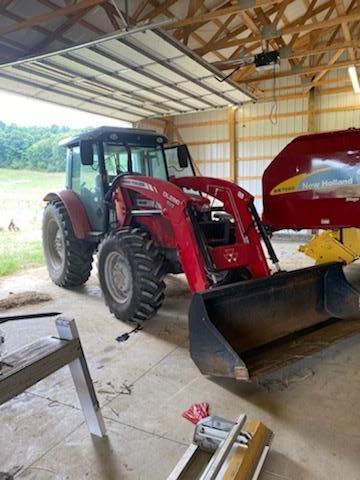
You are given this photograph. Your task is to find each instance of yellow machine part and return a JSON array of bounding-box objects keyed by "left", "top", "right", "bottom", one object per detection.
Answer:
[{"left": 299, "top": 228, "right": 360, "bottom": 265}]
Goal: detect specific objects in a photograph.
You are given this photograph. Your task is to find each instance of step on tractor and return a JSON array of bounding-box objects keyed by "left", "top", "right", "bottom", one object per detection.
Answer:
[{"left": 42, "top": 126, "right": 360, "bottom": 381}]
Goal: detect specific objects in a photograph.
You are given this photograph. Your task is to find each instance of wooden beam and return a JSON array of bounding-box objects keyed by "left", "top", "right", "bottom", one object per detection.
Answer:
[
  {"left": 0, "top": 0, "right": 107, "bottom": 38},
  {"left": 239, "top": 11, "right": 260, "bottom": 35},
  {"left": 164, "top": 0, "right": 283, "bottom": 30},
  {"left": 139, "top": 0, "right": 178, "bottom": 22},
  {"left": 28, "top": 6, "right": 95, "bottom": 54},
  {"left": 307, "top": 49, "right": 345, "bottom": 89},
  {"left": 38, "top": 0, "right": 105, "bottom": 35},
  {"left": 213, "top": 38, "right": 360, "bottom": 70},
  {"left": 182, "top": 0, "right": 206, "bottom": 45},
  {"left": 172, "top": 1, "right": 231, "bottom": 41},
  {"left": 309, "top": 0, "right": 356, "bottom": 67},
  {"left": 196, "top": 0, "right": 332, "bottom": 56},
  {"left": 245, "top": 58, "right": 360, "bottom": 83},
  {"left": 260, "top": 75, "right": 350, "bottom": 92},
  {"left": 206, "top": 13, "right": 237, "bottom": 45},
  {"left": 196, "top": 4, "right": 360, "bottom": 53},
  {"left": 335, "top": 0, "right": 356, "bottom": 61},
  {"left": 132, "top": 0, "right": 149, "bottom": 21},
  {"left": 147, "top": 0, "right": 228, "bottom": 62},
  {"left": 228, "top": 106, "right": 237, "bottom": 183},
  {"left": 195, "top": 2, "right": 281, "bottom": 59}
]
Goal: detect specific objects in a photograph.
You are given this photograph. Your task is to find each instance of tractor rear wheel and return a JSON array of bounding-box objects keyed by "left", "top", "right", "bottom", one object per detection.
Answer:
[
  {"left": 98, "top": 228, "right": 166, "bottom": 323},
  {"left": 42, "top": 201, "right": 94, "bottom": 287}
]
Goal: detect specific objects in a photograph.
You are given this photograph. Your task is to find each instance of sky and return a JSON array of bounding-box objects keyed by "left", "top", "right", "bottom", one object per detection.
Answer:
[{"left": 0, "top": 90, "right": 131, "bottom": 128}]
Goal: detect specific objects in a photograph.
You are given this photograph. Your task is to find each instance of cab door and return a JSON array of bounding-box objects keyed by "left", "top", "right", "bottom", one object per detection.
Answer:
[{"left": 70, "top": 144, "right": 105, "bottom": 231}]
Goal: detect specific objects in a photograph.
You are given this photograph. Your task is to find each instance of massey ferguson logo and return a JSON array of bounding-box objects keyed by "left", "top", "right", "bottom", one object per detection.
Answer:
[{"left": 224, "top": 249, "right": 238, "bottom": 263}]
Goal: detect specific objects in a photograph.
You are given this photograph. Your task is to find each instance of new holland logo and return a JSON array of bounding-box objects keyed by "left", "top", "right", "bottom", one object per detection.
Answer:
[{"left": 224, "top": 249, "right": 238, "bottom": 263}]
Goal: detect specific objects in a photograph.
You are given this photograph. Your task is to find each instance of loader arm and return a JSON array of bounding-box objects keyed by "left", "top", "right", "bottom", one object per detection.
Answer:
[
  {"left": 113, "top": 175, "right": 270, "bottom": 292},
  {"left": 115, "top": 175, "right": 210, "bottom": 292},
  {"left": 172, "top": 176, "right": 270, "bottom": 279}
]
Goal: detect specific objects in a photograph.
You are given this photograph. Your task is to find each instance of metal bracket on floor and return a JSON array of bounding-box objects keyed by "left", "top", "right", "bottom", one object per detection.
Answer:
[
  {"left": 167, "top": 415, "right": 272, "bottom": 480},
  {"left": 0, "top": 314, "right": 106, "bottom": 438}
]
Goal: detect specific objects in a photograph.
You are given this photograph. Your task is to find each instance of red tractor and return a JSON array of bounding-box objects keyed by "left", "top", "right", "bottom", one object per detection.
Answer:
[{"left": 42, "top": 127, "right": 360, "bottom": 381}]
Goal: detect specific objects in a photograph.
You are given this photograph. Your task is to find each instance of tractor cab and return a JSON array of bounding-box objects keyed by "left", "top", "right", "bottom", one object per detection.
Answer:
[{"left": 59, "top": 126, "right": 195, "bottom": 232}]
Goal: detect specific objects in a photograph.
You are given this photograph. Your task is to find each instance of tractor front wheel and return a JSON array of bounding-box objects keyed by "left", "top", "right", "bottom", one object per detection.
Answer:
[
  {"left": 42, "top": 201, "right": 94, "bottom": 287},
  {"left": 98, "top": 228, "right": 166, "bottom": 323}
]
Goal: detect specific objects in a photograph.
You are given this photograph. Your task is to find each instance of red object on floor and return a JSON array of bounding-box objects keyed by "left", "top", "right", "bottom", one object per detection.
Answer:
[{"left": 182, "top": 402, "right": 209, "bottom": 424}]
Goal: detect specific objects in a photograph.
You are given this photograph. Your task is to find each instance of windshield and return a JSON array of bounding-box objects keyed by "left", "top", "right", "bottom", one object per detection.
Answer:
[
  {"left": 104, "top": 143, "right": 128, "bottom": 175},
  {"left": 130, "top": 144, "right": 167, "bottom": 179},
  {"left": 103, "top": 142, "right": 167, "bottom": 180}
]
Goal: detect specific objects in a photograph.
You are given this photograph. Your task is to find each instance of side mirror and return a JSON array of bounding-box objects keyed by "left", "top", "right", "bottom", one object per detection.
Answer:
[
  {"left": 177, "top": 144, "right": 189, "bottom": 169},
  {"left": 80, "top": 140, "right": 94, "bottom": 166}
]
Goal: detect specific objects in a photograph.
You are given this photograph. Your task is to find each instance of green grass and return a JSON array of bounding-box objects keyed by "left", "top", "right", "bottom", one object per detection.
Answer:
[
  {"left": 0, "top": 168, "right": 64, "bottom": 277},
  {"left": 0, "top": 232, "right": 44, "bottom": 277}
]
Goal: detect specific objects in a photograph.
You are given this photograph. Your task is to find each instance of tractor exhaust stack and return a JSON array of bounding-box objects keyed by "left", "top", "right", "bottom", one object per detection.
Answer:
[{"left": 189, "top": 263, "right": 360, "bottom": 380}]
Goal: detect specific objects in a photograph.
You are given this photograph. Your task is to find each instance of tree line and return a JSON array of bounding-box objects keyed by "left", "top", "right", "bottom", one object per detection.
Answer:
[{"left": 0, "top": 122, "right": 88, "bottom": 172}]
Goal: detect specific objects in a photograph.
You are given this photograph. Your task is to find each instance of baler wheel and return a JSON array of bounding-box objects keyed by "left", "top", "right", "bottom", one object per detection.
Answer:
[
  {"left": 98, "top": 228, "right": 166, "bottom": 323},
  {"left": 42, "top": 201, "right": 94, "bottom": 287}
]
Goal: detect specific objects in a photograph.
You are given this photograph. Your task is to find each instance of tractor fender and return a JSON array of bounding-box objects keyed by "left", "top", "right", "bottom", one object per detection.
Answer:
[{"left": 43, "top": 190, "right": 91, "bottom": 240}]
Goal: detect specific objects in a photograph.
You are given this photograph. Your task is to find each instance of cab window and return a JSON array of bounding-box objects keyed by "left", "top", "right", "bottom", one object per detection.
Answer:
[
  {"left": 131, "top": 145, "right": 167, "bottom": 179},
  {"left": 103, "top": 143, "right": 128, "bottom": 178}
]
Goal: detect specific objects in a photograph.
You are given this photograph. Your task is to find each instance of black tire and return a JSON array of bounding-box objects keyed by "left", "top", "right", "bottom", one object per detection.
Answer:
[
  {"left": 98, "top": 227, "right": 166, "bottom": 323},
  {"left": 42, "top": 201, "right": 94, "bottom": 287}
]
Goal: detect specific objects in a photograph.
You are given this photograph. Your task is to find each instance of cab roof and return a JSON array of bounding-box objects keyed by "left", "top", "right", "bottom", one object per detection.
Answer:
[{"left": 59, "top": 126, "right": 168, "bottom": 147}]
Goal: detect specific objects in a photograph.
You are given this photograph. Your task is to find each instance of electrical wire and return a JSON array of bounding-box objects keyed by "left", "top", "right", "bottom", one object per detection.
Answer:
[{"left": 216, "top": 64, "right": 243, "bottom": 83}]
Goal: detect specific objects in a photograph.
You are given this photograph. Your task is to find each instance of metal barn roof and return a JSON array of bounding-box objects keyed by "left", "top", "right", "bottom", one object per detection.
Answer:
[
  {"left": 0, "top": 25, "right": 253, "bottom": 123},
  {"left": 0, "top": 1, "right": 358, "bottom": 121}
]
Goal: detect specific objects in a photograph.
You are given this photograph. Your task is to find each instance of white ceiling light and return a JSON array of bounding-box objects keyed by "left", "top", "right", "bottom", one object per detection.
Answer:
[{"left": 348, "top": 65, "right": 360, "bottom": 94}]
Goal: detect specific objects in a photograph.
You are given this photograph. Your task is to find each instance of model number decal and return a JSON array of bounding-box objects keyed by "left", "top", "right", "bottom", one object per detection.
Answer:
[{"left": 163, "top": 191, "right": 181, "bottom": 206}]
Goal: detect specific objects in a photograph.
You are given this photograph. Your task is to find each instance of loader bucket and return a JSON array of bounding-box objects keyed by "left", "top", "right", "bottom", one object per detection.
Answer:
[{"left": 189, "top": 263, "right": 360, "bottom": 380}]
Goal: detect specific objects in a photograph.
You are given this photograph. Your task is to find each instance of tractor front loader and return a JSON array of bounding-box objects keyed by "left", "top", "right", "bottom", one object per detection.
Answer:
[{"left": 42, "top": 127, "right": 360, "bottom": 381}]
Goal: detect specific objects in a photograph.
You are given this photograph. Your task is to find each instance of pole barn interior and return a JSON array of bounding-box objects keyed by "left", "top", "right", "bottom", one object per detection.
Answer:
[{"left": 0, "top": 2, "right": 359, "bottom": 479}]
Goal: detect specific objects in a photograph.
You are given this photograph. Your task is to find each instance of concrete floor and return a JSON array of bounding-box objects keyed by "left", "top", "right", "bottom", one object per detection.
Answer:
[{"left": 1, "top": 240, "right": 360, "bottom": 479}]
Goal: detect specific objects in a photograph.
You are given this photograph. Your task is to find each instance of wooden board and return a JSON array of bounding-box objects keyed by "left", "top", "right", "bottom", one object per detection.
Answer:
[{"left": 222, "top": 421, "right": 272, "bottom": 480}]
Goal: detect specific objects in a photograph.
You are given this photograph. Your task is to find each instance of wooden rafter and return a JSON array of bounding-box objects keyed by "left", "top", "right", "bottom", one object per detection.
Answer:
[
  {"left": 196, "top": 0, "right": 332, "bottom": 55},
  {"left": 182, "top": 0, "right": 206, "bottom": 45},
  {"left": 38, "top": 0, "right": 105, "bottom": 34},
  {"left": 213, "top": 39, "right": 360, "bottom": 69},
  {"left": 205, "top": 13, "right": 237, "bottom": 46},
  {"left": 0, "top": 0, "right": 107, "bottom": 38},
  {"left": 145, "top": 0, "right": 229, "bottom": 62},
  {"left": 335, "top": 0, "right": 356, "bottom": 61},
  {"left": 197, "top": 3, "right": 282, "bottom": 59},
  {"left": 206, "top": 7, "right": 360, "bottom": 55},
  {"left": 305, "top": 0, "right": 359, "bottom": 87},
  {"left": 164, "top": 0, "right": 283, "bottom": 30},
  {"left": 245, "top": 58, "right": 360, "bottom": 83},
  {"left": 101, "top": 1, "right": 122, "bottom": 29},
  {"left": 171, "top": 1, "right": 232, "bottom": 43},
  {"left": 0, "top": 0, "right": 359, "bottom": 101},
  {"left": 28, "top": 6, "right": 96, "bottom": 54},
  {"left": 132, "top": 0, "right": 149, "bottom": 21}
]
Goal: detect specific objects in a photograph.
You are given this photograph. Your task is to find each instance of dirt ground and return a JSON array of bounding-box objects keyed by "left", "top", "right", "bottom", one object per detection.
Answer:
[{"left": 0, "top": 239, "right": 359, "bottom": 480}]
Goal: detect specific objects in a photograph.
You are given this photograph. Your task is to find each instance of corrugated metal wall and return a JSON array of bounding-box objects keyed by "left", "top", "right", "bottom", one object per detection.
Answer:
[{"left": 138, "top": 75, "right": 360, "bottom": 211}]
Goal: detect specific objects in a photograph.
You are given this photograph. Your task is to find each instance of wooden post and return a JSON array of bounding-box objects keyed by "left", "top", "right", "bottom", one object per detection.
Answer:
[
  {"left": 308, "top": 87, "right": 316, "bottom": 133},
  {"left": 228, "top": 106, "right": 237, "bottom": 183}
]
